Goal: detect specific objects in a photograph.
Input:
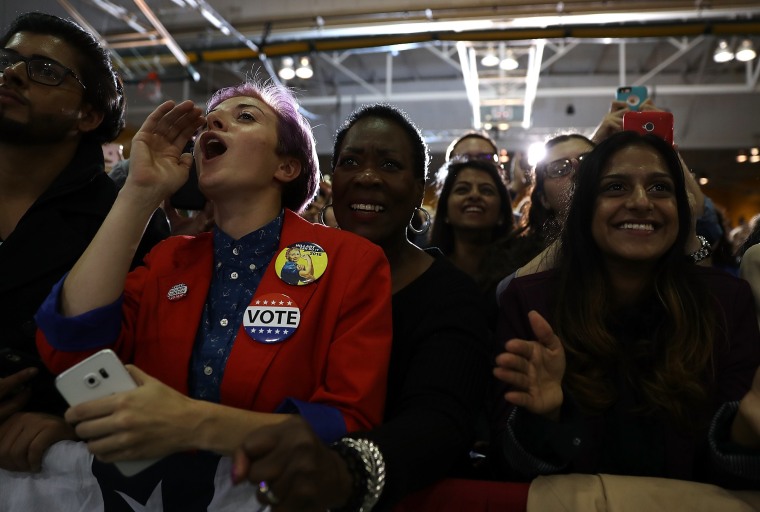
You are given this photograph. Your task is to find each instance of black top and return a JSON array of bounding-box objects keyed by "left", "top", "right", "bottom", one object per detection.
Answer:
[
  {"left": 353, "top": 250, "right": 493, "bottom": 509},
  {"left": 0, "top": 139, "right": 166, "bottom": 412}
]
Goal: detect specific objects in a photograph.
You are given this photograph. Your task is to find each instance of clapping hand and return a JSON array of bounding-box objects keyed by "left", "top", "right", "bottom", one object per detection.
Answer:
[{"left": 493, "top": 311, "right": 566, "bottom": 420}]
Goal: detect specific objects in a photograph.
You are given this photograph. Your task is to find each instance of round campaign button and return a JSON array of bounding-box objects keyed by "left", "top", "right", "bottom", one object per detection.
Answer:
[
  {"left": 243, "top": 293, "right": 301, "bottom": 344},
  {"left": 275, "top": 242, "right": 328, "bottom": 286}
]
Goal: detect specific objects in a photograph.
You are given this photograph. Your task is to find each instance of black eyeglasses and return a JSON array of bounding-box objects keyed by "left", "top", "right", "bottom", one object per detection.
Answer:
[
  {"left": 449, "top": 152, "right": 499, "bottom": 164},
  {"left": 543, "top": 153, "right": 589, "bottom": 179},
  {"left": 0, "top": 48, "right": 85, "bottom": 89}
]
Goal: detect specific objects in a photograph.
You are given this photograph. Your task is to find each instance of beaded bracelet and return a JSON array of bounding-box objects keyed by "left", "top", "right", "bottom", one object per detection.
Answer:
[
  {"left": 690, "top": 235, "right": 712, "bottom": 263},
  {"left": 330, "top": 437, "right": 386, "bottom": 512}
]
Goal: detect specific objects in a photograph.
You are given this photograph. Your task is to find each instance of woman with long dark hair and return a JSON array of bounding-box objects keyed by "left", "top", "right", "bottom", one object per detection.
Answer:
[
  {"left": 493, "top": 131, "right": 760, "bottom": 488},
  {"left": 429, "top": 158, "right": 513, "bottom": 279}
]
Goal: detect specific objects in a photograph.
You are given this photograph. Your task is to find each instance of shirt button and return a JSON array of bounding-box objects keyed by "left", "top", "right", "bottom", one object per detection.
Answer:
[
  {"left": 249, "top": 263, "right": 257, "bottom": 271},
  {"left": 220, "top": 318, "right": 229, "bottom": 327},
  {"left": 233, "top": 247, "right": 240, "bottom": 255},
  {"left": 203, "top": 366, "right": 213, "bottom": 376},
  {"left": 230, "top": 272, "right": 239, "bottom": 279},
  {"left": 572, "top": 437, "right": 582, "bottom": 446},
  {"left": 216, "top": 262, "right": 222, "bottom": 269}
]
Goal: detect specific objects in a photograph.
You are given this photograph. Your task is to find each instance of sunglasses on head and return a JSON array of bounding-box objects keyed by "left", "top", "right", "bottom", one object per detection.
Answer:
[{"left": 449, "top": 152, "right": 499, "bottom": 164}]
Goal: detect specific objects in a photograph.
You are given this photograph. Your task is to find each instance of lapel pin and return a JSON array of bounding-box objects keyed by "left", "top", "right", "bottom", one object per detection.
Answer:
[{"left": 167, "top": 283, "right": 189, "bottom": 301}]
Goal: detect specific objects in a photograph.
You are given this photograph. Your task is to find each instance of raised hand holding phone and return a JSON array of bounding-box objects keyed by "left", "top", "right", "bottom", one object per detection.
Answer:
[
  {"left": 623, "top": 110, "right": 674, "bottom": 145},
  {"left": 616, "top": 86, "right": 649, "bottom": 110}
]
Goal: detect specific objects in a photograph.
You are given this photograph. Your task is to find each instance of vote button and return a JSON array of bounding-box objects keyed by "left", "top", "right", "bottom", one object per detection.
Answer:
[{"left": 243, "top": 293, "right": 301, "bottom": 344}]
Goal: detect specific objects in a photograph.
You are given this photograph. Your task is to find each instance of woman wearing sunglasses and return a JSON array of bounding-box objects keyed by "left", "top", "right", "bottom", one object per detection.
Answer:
[{"left": 480, "top": 134, "right": 596, "bottom": 299}]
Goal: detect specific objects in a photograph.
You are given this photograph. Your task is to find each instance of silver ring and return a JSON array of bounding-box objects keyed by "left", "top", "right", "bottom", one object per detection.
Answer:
[{"left": 258, "top": 481, "right": 281, "bottom": 506}]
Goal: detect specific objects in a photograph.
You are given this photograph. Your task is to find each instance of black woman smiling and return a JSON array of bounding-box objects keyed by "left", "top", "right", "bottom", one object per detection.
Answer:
[{"left": 231, "top": 104, "right": 493, "bottom": 511}]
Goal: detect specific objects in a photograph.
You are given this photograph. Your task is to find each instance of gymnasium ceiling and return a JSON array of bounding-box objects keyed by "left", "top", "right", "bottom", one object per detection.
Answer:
[{"left": 2, "top": 1, "right": 760, "bottom": 206}]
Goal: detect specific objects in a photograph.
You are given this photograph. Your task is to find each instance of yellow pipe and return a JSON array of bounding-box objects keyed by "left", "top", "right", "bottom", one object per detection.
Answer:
[{"left": 119, "top": 20, "right": 760, "bottom": 68}]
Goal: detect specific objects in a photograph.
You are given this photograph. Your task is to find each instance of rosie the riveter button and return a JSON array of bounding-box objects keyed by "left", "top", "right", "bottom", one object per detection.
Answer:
[
  {"left": 275, "top": 242, "right": 328, "bottom": 286},
  {"left": 243, "top": 293, "right": 301, "bottom": 344}
]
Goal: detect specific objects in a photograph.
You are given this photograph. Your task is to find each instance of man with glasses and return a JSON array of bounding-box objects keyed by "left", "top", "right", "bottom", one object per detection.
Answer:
[{"left": 0, "top": 12, "right": 163, "bottom": 473}]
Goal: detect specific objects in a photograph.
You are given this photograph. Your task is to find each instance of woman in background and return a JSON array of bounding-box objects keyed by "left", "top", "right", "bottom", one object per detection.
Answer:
[
  {"left": 429, "top": 158, "right": 513, "bottom": 279},
  {"left": 480, "top": 134, "right": 595, "bottom": 299}
]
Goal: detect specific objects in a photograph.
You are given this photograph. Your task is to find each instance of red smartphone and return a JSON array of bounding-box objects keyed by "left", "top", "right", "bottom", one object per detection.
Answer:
[{"left": 623, "top": 111, "right": 674, "bottom": 145}]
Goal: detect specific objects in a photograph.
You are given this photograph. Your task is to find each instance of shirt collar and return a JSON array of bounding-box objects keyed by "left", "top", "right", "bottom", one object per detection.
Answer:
[{"left": 212, "top": 211, "right": 284, "bottom": 269}]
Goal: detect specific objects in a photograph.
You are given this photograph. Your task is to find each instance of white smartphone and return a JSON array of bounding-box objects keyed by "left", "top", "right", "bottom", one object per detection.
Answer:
[{"left": 55, "top": 349, "right": 159, "bottom": 476}]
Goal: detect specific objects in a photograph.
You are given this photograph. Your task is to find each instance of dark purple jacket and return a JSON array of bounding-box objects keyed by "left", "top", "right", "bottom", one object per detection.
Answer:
[{"left": 493, "top": 266, "right": 760, "bottom": 487}]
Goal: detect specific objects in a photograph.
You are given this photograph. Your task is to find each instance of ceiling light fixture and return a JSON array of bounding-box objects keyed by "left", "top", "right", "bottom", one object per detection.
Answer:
[
  {"left": 735, "top": 39, "right": 757, "bottom": 62},
  {"left": 295, "top": 56, "right": 314, "bottom": 79},
  {"left": 278, "top": 57, "right": 296, "bottom": 80},
  {"left": 736, "top": 148, "right": 760, "bottom": 163},
  {"left": 499, "top": 49, "right": 519, "bottom": 71},
  {"left": 480, "top": 44, "right": 499, "bottom": 67},
  {"left": 713, "top": 40, "right": 734, "bottom": 63}
]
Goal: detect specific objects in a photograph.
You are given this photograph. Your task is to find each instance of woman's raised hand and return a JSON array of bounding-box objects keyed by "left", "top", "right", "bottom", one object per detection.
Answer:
[
  {"left": 125, "top": 100, "right": 205, "bottom": 207},
  {"left": 493, "top": 310, "right": 566, "bottom": 420}
]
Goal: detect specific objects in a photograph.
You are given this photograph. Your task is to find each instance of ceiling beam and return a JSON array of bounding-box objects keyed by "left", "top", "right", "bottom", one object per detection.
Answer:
[
  {"left": 131, "top": 0, "right": 199, "bottom": 81},
  {"left": 107, "top": 19, "right": 760, "bottom": 62},
  {"left": 56, "top": 0, "right": 136, "bottom": 79},
  {"left": 633, "top": 35, "right": 705, "bottom": 85},
  {"left": 293, "top": 81, "right": 759, "bottom": 107}
]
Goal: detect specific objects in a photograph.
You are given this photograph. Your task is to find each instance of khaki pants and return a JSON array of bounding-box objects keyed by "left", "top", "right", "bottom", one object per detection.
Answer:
[{"left": 527, "top": 474, "right": 760, "bottom": 512}]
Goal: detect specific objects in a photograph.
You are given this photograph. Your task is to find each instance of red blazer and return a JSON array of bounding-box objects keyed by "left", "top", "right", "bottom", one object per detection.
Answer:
[{"left": 38, "top": 210, "right": 392, "bottom": 432}]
